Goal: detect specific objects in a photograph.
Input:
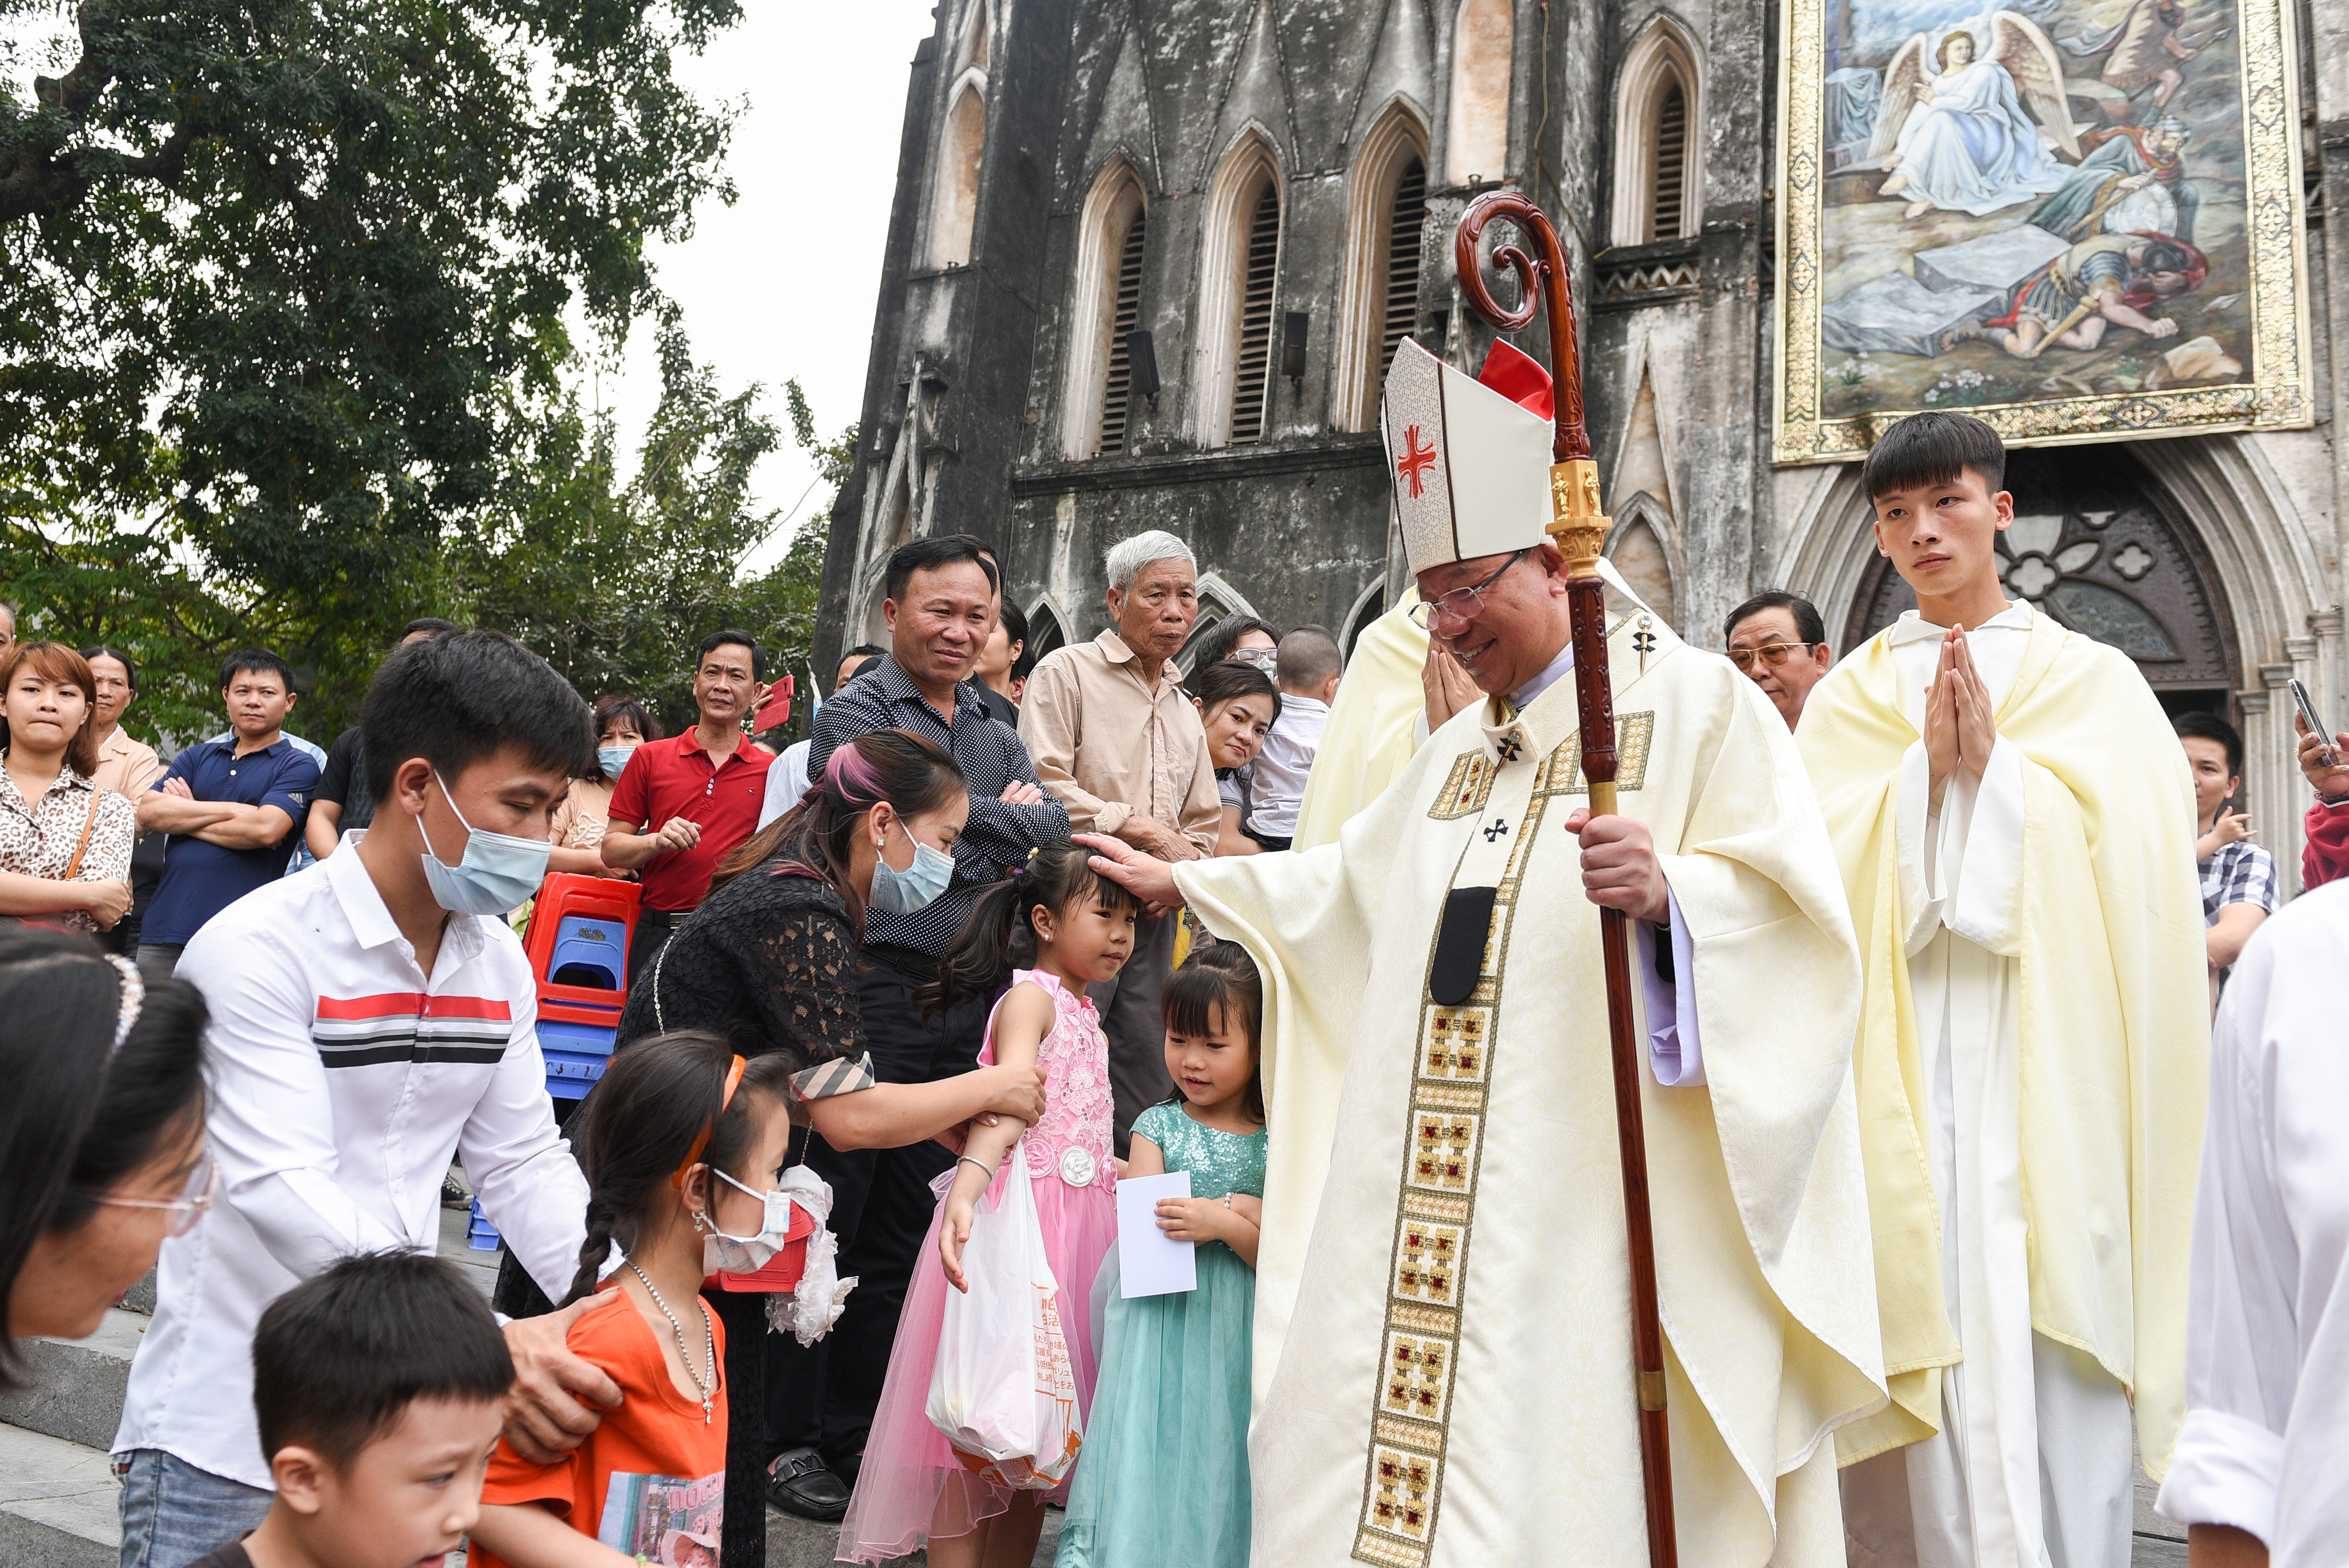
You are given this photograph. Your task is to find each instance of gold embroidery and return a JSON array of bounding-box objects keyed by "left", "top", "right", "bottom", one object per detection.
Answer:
[
  {"left": 1425, "top": 751, "right": 1497, "bottom": 820},
  {"left": 1542, "top": 711, "right": 1657, "bottom": 796}
]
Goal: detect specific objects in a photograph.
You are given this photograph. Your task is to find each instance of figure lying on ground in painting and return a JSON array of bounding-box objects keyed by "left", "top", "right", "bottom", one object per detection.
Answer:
[
  {"left": 2060, "top": 0, "right": 2203, "bottom": 110},
  {"left": 1868, "top": 17, "right": 2081, "bottom": 220},
  {"left": 1970, "top": 234, "right": 2205, "bottom": 356},
  {"left": 2029, "top": 118, "right": 2199, "bottom": 242}
]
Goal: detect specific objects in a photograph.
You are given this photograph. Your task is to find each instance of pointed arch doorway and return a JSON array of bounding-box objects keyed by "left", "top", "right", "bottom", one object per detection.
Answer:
[{"left": 1843, "top": 445, "right": 2241, "bottom": 718}]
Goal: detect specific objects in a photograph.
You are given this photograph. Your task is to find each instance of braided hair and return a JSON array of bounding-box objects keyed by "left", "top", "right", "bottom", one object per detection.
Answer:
[
  {"left": 917, "top": 841, "right": 1138, "bottom": 1023},
  {"left": 560, "top": 1032, "right": 799, "bottom": 1306}
]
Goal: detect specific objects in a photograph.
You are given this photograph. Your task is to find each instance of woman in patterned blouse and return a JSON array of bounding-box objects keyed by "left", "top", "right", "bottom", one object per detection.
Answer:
[{"left": 0, "top": 644, "right": 136, "bottom": 936}]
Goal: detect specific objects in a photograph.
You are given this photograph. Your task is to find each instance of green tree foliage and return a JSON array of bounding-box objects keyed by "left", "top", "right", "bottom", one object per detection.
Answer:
[
  {"left": 0, "top": 0, "right": 742, "bottom": 728},
  {"left": 0, "top": 0, "right": 853, "bottom": 750}
]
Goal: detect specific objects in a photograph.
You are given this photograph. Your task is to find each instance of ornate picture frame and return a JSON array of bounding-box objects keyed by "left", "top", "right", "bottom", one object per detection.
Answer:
[{"left": 1773, "top": 0, "right": 2313, "bottom": 464}]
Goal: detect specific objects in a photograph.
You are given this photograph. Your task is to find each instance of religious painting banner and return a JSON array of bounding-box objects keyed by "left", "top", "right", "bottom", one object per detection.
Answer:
[{"left": 1773, "top": 0, "right": 2312, "bottom": 463}]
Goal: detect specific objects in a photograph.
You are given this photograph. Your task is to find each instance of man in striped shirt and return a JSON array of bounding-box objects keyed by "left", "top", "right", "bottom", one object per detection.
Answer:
[{"left": 114, "top": 632, "right": 622, "bottom": 1568}]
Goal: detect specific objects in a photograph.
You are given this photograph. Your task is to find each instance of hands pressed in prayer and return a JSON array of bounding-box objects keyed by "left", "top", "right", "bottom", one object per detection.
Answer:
[
  {"left": 1924, "top": 624, "right": 1998, "bottom": 807},
  {"left": 1421, "top": 639, "right": 1480, "bottom": 732},
  {"left": 1562, "top": 807, "right": 1670, "bottom": 925}
]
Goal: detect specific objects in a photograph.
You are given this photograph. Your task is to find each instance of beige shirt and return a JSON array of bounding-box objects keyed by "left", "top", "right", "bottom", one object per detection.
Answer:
[
  {"left": 1018, "top": 629, "right": 1221, "bottom": 858},
  {"left": 89, "top": 725, "right": 165, "bottom": 803},
  {"left": 550, "top": 777, "right": 616, "bottom": 850}
]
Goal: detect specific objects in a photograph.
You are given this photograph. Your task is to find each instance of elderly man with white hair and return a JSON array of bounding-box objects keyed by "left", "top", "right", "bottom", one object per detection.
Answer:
[{"left": 1018, "top": 528, "right": 1222, "bottom": 1149}]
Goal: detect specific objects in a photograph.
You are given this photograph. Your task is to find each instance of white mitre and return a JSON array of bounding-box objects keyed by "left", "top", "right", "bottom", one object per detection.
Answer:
[{"left": 1379, "top": 335, "right": 1556, "bottom": 576}]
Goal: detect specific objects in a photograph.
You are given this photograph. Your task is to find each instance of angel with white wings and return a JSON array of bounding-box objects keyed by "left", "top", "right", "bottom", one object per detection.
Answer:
[{"left": 1870, "top": 11, "right": 2084, "bottom": 219}]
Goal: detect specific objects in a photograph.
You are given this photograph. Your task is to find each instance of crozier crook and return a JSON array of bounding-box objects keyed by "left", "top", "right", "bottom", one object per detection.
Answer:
[{"left": 1453, "top": 189, "right": 1679, "bottom": 1568}]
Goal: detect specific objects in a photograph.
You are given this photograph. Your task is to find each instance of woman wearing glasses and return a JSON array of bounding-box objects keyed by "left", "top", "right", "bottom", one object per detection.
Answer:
[{"left": 0, "top": 927, "right": 211, "bottom": 1371}]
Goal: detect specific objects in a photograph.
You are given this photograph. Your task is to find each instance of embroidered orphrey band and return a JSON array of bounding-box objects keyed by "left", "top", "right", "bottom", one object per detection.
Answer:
[{"left": 1355, "top": 719, "right": 1654, "bottom": 1567}]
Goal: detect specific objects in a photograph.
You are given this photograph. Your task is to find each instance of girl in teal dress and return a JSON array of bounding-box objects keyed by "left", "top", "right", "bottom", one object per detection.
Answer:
[{"left": 1058, "top": 941, "right": 1267, "bottom": 1568}]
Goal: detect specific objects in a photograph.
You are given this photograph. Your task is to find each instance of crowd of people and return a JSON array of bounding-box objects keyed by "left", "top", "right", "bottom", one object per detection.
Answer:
[{"left": 2, "top": 393, "right": 2348, "bottom": 1568}]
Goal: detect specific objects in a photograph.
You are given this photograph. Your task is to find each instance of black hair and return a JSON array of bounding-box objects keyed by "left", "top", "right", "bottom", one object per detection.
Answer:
[
  {"left": 2173, "top": 710, "right": 2245, "bottom": 779},
  {"left": 883, "top": 536, "right": 998, "bottom": 606},
  {"left": 1162, "top": 940, "right": 1266, "bottom": 1124},
  {"left": 1276, "top": 624, "right": 1343, "bottom": 691},
  {"left": 996, "top": 598, "right": 1029, "bottom": 654},
  {"left": 839, "top": 653, "right": 884, "bottom": 689},
  {"left": 360, "top": 630, "right": 595, "bottom": 805},
  {"left": 0, "top": 929, "right": 209, "bottom": 1390},
  {"left": 695, "top": 629, "right": 768, "bottom": 682},
  {"left": 563, "top": 1032, "right": 801, "bottom": 1306},
  {"left": 920, "top": 842, "right": 1138, "bottom": 1022},
  {"left": 218, "top": 648, "right": 297, "bottom": 693},
  {"left": 78, "top": 644, "right": 138, "bottom": 694},
  {"left": 589, "top": 695, "right": 658, "bottom": 784},
  {"left": 1858, "top": 410, "right": 2007, "bottom": 503},
  {"left": 714, "top": 729, "right": 965, "bottom": 932},
  {"left": 400, "top": 617, "right": 461, "bottom": 641},
  {"left": 1724, "top": 591, "right": 1827, "bottom": 650},
  {"left": 1187, "top": 616, "right": 1281, "bottom": 672},
  {"left": 1189, "top": 659, "right": 1282, "bottom": 729},
  {"left": 252, "top": 1251, "right": 514, "bottom": 1468},
  {"left": 840, "top": 643, "right": 887, "bottom": 668}
]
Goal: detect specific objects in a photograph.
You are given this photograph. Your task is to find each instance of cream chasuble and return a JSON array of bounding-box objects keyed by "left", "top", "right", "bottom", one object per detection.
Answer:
[
  {"left": 1797, "top": 605, "right": 2208, "bottom": 1567},
  {"left": 1294, "top": 592, "right": 1428, "bottom": 852},
  {"left": 1174, "top": 616, "right": 1885, "bottom": 1568}
]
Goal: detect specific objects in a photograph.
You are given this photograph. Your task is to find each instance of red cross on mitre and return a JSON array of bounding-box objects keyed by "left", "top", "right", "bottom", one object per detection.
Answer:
[{"left": 1395, "top": 424, "right": 1438, "bottom": 499}]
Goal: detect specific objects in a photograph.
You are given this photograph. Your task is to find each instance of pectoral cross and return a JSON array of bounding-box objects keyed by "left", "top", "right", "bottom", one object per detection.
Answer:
[
  {"left": 1483, "top": 816, "right": 1509, "bottom": 842},
  {"left": 1494, "top": 731, "right": 1524, "bottom": 762},
  {"left": 1632, "top": 613, "right": 1656, "bottom": 675}
]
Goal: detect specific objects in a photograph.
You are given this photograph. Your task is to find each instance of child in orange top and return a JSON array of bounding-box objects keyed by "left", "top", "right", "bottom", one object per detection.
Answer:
[{"left": 468, "top": 1034, "right": 800, "bottom": 1568}]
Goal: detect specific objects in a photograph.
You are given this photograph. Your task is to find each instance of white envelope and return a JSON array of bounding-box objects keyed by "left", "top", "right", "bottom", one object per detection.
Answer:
[{"left": 1115, "top": 1171, "right": 1197, "bottom": 1298}]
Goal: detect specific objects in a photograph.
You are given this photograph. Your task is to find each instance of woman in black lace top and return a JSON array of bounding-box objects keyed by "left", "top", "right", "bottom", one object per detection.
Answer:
[{"left": 602, "top": 730, "right": 1048, "bottom": 1568}]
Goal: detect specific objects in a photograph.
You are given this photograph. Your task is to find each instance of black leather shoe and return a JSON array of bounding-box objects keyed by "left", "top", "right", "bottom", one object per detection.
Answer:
[{"left": 768, "top": 1447, "right": 851, "bottom": 1522}]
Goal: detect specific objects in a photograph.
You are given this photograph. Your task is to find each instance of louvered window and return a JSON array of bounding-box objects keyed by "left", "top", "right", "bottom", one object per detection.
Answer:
[
  {"left": 1650, "top": 80, "right": 1686, "bottom": 242},
  {"left": 1096, "top": 208, "right": 1148, "bottom": 454},
  {"left": 1379, "top": 157, "right": 1427, "bottom": 377},
  {"left": 1228, "top": 187, "right": 1280, "bottom": 446}
]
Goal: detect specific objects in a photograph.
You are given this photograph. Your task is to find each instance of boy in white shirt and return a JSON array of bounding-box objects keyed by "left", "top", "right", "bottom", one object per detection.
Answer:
[
  {"left": 1240, "top": 625, "right": 1341, "bottom": 852},
  {"left": 114, "top": 631, "right": 624, "bottom": 1568}
]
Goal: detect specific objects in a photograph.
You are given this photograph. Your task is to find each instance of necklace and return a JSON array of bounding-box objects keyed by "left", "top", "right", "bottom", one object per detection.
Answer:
[{"left": 626, "top": 1260, "right": 717, "bottom": 1423}]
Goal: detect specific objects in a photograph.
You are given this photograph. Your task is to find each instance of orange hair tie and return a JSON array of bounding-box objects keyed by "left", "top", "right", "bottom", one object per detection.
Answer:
[{"left": 672, "top": 1054, "right": 748, "bottom": 1189}]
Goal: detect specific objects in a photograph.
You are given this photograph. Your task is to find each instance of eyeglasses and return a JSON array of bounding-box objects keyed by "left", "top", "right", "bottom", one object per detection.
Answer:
[
  {"left": 90, "top": 1156, "right": 219, "bottom": 1238},
  {"left": 1726, "top": 641, "right": 1816, "bottom": 671},
  {"left": 1409, "top": 549, "right": 1533, "bottom": 630},
  {"left": 1229, "top": 647, "right": 1279, "bottom": 671}
]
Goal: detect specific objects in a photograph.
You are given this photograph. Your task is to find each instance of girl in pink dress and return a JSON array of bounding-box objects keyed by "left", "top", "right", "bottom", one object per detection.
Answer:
[{"left": 837, "top": 843, "right": 1134, "bottom": 1568}]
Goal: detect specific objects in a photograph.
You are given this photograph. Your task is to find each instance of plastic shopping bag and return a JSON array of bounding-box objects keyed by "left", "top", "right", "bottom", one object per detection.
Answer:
[{"left": 924, "top": 1150, "right": 1083, "bottom": 1489}]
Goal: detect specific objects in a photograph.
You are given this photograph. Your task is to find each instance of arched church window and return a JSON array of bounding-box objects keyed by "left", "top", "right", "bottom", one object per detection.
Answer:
[
  {"left": 1197, "top": 136, "right": 1284, "bottom": 448},
  {"left": 1611, "top": 21, "right": 1702, "bottom": 246},
  {"left": 928, "top": 77, "right": 987, "bottom": 268},
  {"left": 1230, "top": 188, "right": 1280, "bottom": 444},
  {"left": 1846, "top": 447, "right": 2238, "bottom": 703},
  {"left": 1446, "top": 0, "right": 1513, "bottom": 185},
  {"left": 1336, "top": 107, "right": 1431, "bottom": 431},
  {"left": 1605, "top": 500, "right": 1677, "bottom": 625},
  {"left": 1062, "top": 162, "right": 1149, "bottom": 459},
  {"left": 1025, "top": 598, "right": 1069, "bottom": 668}
]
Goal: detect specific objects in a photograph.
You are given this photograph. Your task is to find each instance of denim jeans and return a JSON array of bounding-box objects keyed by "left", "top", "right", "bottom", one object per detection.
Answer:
[{"left": 114, "top": 1449, "right": 271, "bottom": 1568}]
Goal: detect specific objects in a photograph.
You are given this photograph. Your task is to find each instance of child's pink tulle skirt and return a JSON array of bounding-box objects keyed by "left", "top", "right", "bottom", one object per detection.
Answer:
[{"left": 834, "top": 1160, "right": 1115, "bottom": 1563}]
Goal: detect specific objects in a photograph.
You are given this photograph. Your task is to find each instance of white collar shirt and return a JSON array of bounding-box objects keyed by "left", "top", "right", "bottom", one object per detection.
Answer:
[
  {"left": 113, "top": 844, "right": 586, "bottom": 1488},
  {"left": 1245, "top": 692, "right": 1331, "bottom": 840}
]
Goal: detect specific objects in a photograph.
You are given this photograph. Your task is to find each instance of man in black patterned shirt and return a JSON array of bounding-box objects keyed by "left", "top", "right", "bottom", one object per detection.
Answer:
[{"left": 768, "top": 534, "right": 1069, "bottom": 1520}]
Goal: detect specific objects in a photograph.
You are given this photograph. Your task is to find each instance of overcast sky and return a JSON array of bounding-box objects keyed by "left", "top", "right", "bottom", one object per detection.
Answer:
[{"left": 603, "top": 0, "right": 942, "bottom": 570}]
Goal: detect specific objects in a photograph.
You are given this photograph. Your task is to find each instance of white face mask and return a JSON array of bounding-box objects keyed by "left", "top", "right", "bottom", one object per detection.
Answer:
[{"left": 698, "top": 1167, "right": 796, "bottom": 1274}]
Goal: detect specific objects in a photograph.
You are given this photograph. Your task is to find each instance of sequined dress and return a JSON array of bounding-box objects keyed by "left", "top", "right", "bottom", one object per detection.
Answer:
[
  {"left": 1055, "top": 1102, "right": 1267, "bottom": 1568},
  {"left": 836, "top": 970, "right": 1118, "bottom": 1562}
]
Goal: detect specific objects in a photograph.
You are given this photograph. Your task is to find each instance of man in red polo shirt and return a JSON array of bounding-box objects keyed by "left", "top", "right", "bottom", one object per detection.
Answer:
[{"left": 602, "top": 629, "right": 774, "bottom": 982}]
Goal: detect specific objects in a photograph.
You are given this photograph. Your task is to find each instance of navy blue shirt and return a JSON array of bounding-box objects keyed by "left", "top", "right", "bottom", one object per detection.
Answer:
[{"left": 142, "top": 736, "right": 321, "bottom": 945}]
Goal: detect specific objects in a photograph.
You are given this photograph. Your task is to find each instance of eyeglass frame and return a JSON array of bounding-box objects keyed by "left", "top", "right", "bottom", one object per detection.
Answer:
[
  {"left": 89, "top": 1155, "right": 220, "bottom": 1238},
  {"left": 1409, "top": 548, "right": 1535, "bottom": 630},
  {"left": 1725, "top": 640, "right": 1818, "bottom": 671}
]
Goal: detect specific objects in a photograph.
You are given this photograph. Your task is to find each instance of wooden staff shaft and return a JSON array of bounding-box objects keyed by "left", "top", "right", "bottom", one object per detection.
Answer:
[{"left": 1454, "top": 190, "right": 1677, "bottom": 1568}]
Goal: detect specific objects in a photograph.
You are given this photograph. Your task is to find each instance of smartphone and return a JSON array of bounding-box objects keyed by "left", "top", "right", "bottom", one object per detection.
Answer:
[{"left": 2288, "top": 677, "right": 2337, "bottom": 767}]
